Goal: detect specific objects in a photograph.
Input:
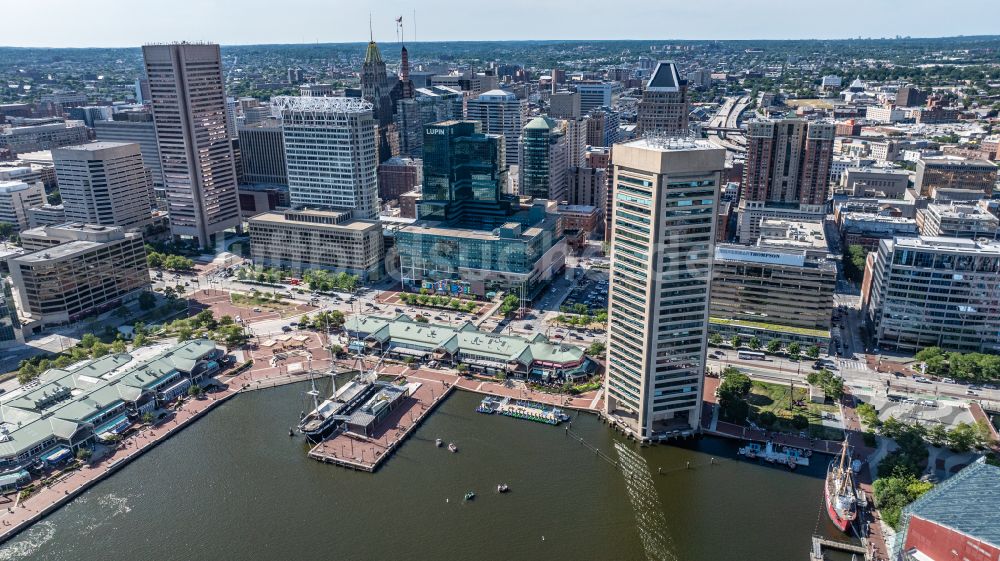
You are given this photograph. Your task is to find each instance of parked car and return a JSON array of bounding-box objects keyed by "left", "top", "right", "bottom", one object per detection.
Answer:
[
  {"left": 913, "top": 376, "right": 931, "bottom": 383},
  {"left": 281, "top": 325, "right": 293, "bottom": 333}
]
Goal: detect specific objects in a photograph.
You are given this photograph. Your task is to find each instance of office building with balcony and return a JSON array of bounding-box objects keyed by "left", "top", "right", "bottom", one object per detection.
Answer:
[
  {"left": 603, "top": 137, "right": 724, "bottom": 442},
  {"left": 9, "top": 224, "right": 149, "bottom": 327}
]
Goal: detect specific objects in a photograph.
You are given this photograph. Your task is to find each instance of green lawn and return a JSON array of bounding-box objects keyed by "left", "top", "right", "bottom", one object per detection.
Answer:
[
  {"left": 231, "top": 292, "right": 289, "bottom": 310},
  {"left": 748, "top": 381, "right": 844, "bottom": 440}
]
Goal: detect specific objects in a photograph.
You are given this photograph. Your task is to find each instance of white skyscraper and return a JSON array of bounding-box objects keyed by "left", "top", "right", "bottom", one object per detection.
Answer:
[
  {"left": 273, "top": 96, "right": 379, "bottom": 219},
  {"left": 603, "top": 137, "right": 725, "bottom": 441},
  {"left": 465, "top": 89, "right": 528, "bottom": 167}
]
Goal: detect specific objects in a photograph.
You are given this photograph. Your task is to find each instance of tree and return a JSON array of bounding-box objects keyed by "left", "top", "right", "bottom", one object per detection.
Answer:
[
  {"left": 177, "top": 326, "right": 193, "bottom": 342},
  {"left": 748, "top": 336, "right": 762, "bottom": 351},
  {"left": 758, "top": 411, "right": 777, "bottom": 428},
  {"left": 163, "top": 286, "right": 177, "bottom": 300},
  {"left": 717, "top": 368, "right": 752, "bottom": 422},
  {"left": 138, "top": 291, "right": 157, "bottom": 311},
  {"left": 187, "top": 384, "right": 203, "bottom": 397},
  {"left": 730, "top": 334, "right": 744, "bottom": 349},
  {"left": 414, "top": 315, "right": 429, "bottom": 324},
  {"left": 91, "top": 342, "right": 111, "bottom": 358},
  {"left": 329, "top": 344, "right": 343, "bottom": 357},
  {"left": 926, "top": 423, "right": 949, "bottom": 447},
  {"left": 790, "top": 414, "right": 809, "bottom": 430},
  {"left": 805, "top": 345, "right": 821, "bottom": 360},
  {"left": 111, "top": 338, "right": 127, "bottom": 354},
  {"left": 873, "top": 474, "right": 933, "bottom": 530},
  {"left": 767, "top": 339, "right": 782, "bottom": 354},
  {"left": 947, "top": 422, "right": 978, "bottom": 452},
  {"left": 132, "top": 332, "right": 148, "bottom": 348},
  {"left": 586, "top": 342, "right": 606, "bottom": 356},
  {"left": 194, "top": 309, "right": 217, "bottom": 330},
  {"left": 141, "top": 412, "right": 155, "bottom": 424},
  {"left": 843, "top": 245, "right": 868, "bottom": 283},
  {"left": 709, "top": 333, "right": 723, "bottom": 346},
  {"left": 787, "top": 342, "right": 801, "bottom": 358},
  {"left": 80, "top": 333, "right": 99, "bottom": 349},
  {"left": 807, "top": 369, "right": 844, "bottom": 399}
]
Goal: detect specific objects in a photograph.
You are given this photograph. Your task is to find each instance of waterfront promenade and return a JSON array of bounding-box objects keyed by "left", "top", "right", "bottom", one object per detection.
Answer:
[{"left": 0, "top": 356, "right": 285, "bottom": 545}]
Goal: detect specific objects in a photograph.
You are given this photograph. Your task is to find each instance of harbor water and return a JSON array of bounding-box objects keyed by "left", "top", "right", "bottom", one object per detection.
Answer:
[{"left": 0, "top": 384, "right": 854, "bottom": 561}]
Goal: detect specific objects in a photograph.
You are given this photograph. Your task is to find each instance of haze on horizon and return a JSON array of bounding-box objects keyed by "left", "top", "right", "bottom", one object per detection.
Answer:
[{"left": 3, "top": 0, "right": 999, "bottom": 49}]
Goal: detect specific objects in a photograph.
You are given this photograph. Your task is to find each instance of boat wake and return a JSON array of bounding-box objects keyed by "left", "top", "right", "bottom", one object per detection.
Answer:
[
  {"left": 0, "top": 521, "right": 55, "bottom": 560},
  {"left": 614, "top": 441, "right": 677, "bottom": 561},
  {"left": 97, "top": 492, "right": 133, "bottom": 517}
]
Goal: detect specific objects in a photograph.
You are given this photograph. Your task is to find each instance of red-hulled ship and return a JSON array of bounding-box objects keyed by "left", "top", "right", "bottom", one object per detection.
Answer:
[{"left": 825, "top": 440, "right": 860, "bottom": 532}]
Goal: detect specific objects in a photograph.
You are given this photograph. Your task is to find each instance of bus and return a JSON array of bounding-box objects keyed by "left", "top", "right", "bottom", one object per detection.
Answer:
[{"left": 737, "top": 350, "right": 766, "bottom": 361}]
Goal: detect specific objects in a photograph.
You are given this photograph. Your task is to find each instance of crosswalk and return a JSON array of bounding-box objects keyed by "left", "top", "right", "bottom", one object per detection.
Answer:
[{"left": 838, "top": 358, "right": 867, "bottom": 371}]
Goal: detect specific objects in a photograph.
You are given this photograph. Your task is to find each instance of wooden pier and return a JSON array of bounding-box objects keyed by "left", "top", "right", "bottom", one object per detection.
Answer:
[
  {"left": 308, "top": 377, "right": 454, "bottom": 472},
  {"left": 810, "top": 535, "right": 869, "bottom": 560}
]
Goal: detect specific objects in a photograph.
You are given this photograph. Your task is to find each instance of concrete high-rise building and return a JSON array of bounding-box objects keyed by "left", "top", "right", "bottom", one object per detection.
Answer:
[
  {"left": 10, "top": 223, "right": 149, "bottom": 326},
  {"left": 742, "top": 119, "right": 835, "bottom": 206},
  {"left": 378, "top": 157, "right": 423, "bottom": 202},
  {"left": 586, "top": 107, "right": 621, "bottom": 147},
  {"left": 563, "top": 117, "right": 588, "bottom": 168},
  {"left": 575, "top": 82, "right": 614, "bottom": 114},
  {"left": 0, "top": 180, "right": 44, "bottom": 231},
  {"left": 636, "top": 62, "right": 689, "bottom": 137},
  {"left": 52, "top": 142, "right": 154, "bottom": 230},
  {"left": 465, "top": 89, "right": 528, "bottom": 167},
  {"left": 142, "top": 43, "right": 242, "bottom": 246},
  {"left": 549, "top": 92, "right": 581, "bottom": 119},
  {"left": 520, "top": 117, "right": 568, "bottom": 201},
  {"left": 395, "top": 85, "right": 463, "bottom": 158},
  {"left": 865, "top": 236, "right": 1000, "bottom": 353},
  {"left": 94, "top": 116, "right": 166, "bottom": 208},
  {"left": 237, "top": 120, "right": 287, "bottom": 185},
  {"left": 915, "top": 157, "right": 998, "bottom": 199},
  {"left": 895, "top": 85, "right": 926, "bottom": 107},
  {"left": 398, "top": 45, "right": 415, "bottom": 101},
  {"left": 274, "top": 96, "right": 378, "bottom": 219},
  {"left": 567, "top": 166, "right": 608, "bottom": 215},
  {"left": 603, "top": 137, "right": 724, "bottom": 441}
]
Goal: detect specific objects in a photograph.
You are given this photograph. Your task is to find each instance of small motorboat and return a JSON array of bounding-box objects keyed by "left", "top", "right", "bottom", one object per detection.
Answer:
[
  {"left": 497, "top": 484, "right": 510, "bottom": 493},
  {"left": 464, "top": 491, "right": 475, "bottom": 501},
  {"left": 448, "top": 442, "right": 458, "bottom": 453},
  {"left": 435, "top": 438, "right": 443, "bottom": 447}
]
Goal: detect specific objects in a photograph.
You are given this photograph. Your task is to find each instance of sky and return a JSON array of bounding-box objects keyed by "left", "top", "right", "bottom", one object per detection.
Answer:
[{"left": 3, "top": 0, "right": 999, "bottom": 48}]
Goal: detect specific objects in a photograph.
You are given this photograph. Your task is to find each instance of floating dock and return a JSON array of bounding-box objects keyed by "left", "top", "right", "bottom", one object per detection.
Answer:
[{"left": 477, "top": 396, "right": 569, "bottom": 425}]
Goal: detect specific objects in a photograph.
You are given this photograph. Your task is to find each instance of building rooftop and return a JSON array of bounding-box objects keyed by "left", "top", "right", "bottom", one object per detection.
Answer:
[
  {"left": 0, "top": 180, "right": 34, "bottom": 193},
  {"left": 900, "top": 458, "right": 1000, "bottom": 551},
  {"left": 892, "top": 235, "right": 1000, "bottom": 254},
  {"left": 621, "top": 136, "right": 717, "bottom": 153},
  {"left": 646, "top": 61, "right": 682, "bottom": 92},
  {"left": 51, "top": 141, "right": 135, "bottom": 154},
  {"left": 0, "top": 340, "right": 217, "bottom": 459},
  {"left": 248, "top": 210, "right": 380, "bottom": 232}
]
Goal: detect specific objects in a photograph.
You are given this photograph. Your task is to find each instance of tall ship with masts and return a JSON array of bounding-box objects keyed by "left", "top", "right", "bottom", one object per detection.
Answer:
[
  {"left": 297, "top": 352, "right": 387, "bottom": 441},
  {"left": 825, "top": 440, "right": 860, "bottom": 532}
]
